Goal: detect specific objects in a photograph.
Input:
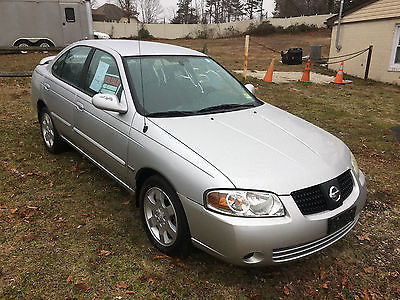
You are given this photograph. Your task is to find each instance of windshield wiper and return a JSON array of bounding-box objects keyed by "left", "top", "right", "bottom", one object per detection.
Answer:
[
  {"left": 146, "top": 110, "right": 195, "bottom": 118},
  {"left": 195, "top": 103, "right": 257, "bottom": 114}
]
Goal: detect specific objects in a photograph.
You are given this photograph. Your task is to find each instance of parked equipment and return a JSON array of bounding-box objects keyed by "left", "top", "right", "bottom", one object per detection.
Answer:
[
  {"left": 0, "top": 0, "right": 93, "bottom": 48},
  {"left": 310, "top": 45, "right": 323, "bottom": 61},
  {"left": 281, "top": 48, "right": 303, "bottom": 65}
]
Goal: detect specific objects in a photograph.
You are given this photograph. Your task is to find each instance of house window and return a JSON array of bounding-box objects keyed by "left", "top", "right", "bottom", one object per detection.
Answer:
[
  {"left": 389, "top": 24, "right": 400, "bottom": 71},
  {"left": 65, "top": 8, "right": 75, "bottom": 22}
]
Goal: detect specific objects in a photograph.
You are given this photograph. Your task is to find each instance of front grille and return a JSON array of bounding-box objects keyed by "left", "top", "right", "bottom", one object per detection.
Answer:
[
  {"left": 272, "top": 216, "right": 358, "bottom": 263},
  {"left": 291, "top": 170, "right": 354, "bottom": 215}
]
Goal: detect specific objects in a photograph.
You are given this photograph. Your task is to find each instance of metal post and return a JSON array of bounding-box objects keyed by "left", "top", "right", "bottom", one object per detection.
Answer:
[
  {"left": 243, "top": 35, "right": 250, "bottom": 80},
  {"left": 364, "top": 45, "right": 373, "bottom": 80},
  {"left": 335, "top": 0, "right": 344, "bottom": 51}
]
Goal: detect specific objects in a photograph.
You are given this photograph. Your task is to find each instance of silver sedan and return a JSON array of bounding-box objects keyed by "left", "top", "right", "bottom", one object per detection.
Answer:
[{"left": 31, "top": 40, "right": 367, "bottom": 266}]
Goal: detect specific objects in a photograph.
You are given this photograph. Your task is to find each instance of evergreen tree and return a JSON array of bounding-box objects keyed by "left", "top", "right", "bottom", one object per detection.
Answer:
[
  {"left": 171, "top": 0, "right": 199, "bottom": 23},
  {"left": 244, "top": 0, "right": 262, "bottom": 19}
]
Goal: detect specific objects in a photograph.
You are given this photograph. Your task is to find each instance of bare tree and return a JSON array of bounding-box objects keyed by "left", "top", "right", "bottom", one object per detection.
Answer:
[
  {"left": 89, "top": 0, "right": 98, "bottom": 9},
  {"left": 139, "top": 0, "right": 163, "bottom": 23},
  {"left": 118, "top": 0, "right": 139, "bottom": 23}
]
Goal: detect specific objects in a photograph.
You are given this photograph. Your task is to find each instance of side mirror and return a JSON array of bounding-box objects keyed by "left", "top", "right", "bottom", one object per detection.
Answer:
[
  {"left": 245, "top": 83, "right": 255, "bottom": 95},
  {"left": 92, "top": 93, "right": 127, "bottom": 114}
]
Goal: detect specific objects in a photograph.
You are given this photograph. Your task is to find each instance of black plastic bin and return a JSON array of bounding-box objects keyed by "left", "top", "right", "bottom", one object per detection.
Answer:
[{"left": 281, "top": 48, "right": 303, "bottom": 65}]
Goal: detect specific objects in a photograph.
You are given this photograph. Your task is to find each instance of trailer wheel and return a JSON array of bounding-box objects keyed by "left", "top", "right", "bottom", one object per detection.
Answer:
[
  {"left": 14, "top": 39, "right": 33, "bottom": 48},
  {"left": 36, "top": 39, "right": 54, "bottom": 48}
]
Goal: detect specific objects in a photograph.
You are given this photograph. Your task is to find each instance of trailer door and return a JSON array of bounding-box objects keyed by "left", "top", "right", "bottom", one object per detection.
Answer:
[{"left": 59, "top": 3, "right": 82, "bottom": 45}]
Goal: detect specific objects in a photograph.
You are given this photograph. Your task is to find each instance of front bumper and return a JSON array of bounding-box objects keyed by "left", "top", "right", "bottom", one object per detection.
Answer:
[{"left": 180, "top": 170, "right": 367, "bottom": 266}]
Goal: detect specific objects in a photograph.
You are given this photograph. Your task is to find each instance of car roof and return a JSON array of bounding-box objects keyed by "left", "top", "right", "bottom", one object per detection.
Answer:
[{"left": 74, "top": 40, "right": 207, "bottom": 57}]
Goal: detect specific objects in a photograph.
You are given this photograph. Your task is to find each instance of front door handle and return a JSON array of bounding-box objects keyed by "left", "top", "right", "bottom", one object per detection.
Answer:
[
  {"left": 43, "top": 83, "right": 50, "bottom": 90},
  {"left": 76, "top": 102, "right": 84, "bottom": 111}
]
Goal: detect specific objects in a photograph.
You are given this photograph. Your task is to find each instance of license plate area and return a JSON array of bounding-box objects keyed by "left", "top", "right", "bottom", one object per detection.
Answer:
[{"left": 328, "top": 206, "right": 356, "bottom": 234}]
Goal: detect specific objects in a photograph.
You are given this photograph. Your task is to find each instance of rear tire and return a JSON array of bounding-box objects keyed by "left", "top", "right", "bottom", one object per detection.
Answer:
[
  {"left": 36, "top": 39, "right": 54, "bottom": 48},
  {"left": 14, "top": 39, "right": 33, "bottom": 48},
  {"left": 139, "top": 175, "right": 191, "bottom": 256},
  {"left": 39, "top": 107, "right": 65, "bottom": 154}
]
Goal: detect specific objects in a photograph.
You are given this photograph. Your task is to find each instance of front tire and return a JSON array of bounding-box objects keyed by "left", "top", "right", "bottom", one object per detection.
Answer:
[
  {"left": 139, "top": 176, "right": 191, "bottom": 256},
  {"left": 39, "top": 107, "right": 65, "bottom": 154}
]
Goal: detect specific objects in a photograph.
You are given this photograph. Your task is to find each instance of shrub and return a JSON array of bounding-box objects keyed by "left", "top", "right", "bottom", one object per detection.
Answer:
[
  {"left": 136, "top": 26, "right": 154, "bottom": 40},
  {"left": 246, "top": 21, "right": 276, "bottom": 36},
  {"left": 246, "top": 21, "right": 320, "bottom": 36}
]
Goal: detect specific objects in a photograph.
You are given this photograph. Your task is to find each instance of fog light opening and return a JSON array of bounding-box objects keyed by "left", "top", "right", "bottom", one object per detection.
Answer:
[{"left": 242, "top": 252, "right": 264, "bottom": 264}]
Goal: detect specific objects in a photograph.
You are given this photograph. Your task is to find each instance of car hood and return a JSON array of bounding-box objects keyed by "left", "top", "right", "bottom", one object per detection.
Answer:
[{"left": 149, "top": 103, "right": 351, "bottom": 194}]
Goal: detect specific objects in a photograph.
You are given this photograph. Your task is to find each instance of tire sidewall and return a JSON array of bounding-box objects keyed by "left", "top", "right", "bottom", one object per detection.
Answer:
[
  {"left": 39, "top": 107, "right": 63, "bottom": 154},
  {"left": 139, "top": 176, "right": 190, "bottom": 256}
]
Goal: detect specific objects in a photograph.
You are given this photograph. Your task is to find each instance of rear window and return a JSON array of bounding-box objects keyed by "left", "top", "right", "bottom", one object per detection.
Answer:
[{"left": 65, "top": 8, "right": 75, "bottom": 22}]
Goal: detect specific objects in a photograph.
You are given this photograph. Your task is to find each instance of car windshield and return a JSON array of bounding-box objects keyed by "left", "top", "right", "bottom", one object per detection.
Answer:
[{"left": 124, "top": 56, "right": 262, "bottom": 117}]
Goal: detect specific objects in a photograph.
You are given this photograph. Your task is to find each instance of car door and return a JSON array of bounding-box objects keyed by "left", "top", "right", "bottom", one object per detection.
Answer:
[
  {"left": 43, "top": 46, "right": 92, "bottom": 140},
  {"left": 73, "top": 48, "right": 135, "bottom": 185}
]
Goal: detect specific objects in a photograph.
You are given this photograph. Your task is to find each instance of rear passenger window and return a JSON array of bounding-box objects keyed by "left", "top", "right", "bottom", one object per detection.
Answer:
[
  {"left": 65, "top": 8, "right": 75, "bottom": 22},
  {"left": 54, "top": 46, "right": 91, "bottom": 87},
  {"left": 85, "top": 50, "right": 122, "bottom": 99}
]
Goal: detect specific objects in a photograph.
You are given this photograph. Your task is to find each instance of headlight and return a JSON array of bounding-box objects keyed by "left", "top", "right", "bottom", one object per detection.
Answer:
[
  {"left": 350, "top": 151, "right": 360, "bottom": 177},
  {"left": 206, "top": 190, "right": 285, "bottom": 217}
]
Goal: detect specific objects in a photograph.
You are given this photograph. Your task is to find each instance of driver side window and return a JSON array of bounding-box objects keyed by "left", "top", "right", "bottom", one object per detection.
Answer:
[{"left": 85, "top": 50, "right": 123, "bottom": 100}]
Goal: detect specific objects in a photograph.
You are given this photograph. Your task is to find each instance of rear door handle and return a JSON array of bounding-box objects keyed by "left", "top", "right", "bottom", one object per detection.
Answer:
[
  {"left": 76, "top": 102, "right": 84, "bottom": 111},
  {"left": 43, "top": 83, "right": 50, "bottom": 90}
]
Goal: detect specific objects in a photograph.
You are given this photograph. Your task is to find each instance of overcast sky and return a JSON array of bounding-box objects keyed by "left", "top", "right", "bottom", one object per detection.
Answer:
[{"left": 95, "top": 0, "right": 276, "bottom": 22}]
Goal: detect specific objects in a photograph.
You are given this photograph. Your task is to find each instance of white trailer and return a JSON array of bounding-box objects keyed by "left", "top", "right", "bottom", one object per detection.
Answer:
[{"left": 0, "top": 0, "right": 94, "bottom": 47}]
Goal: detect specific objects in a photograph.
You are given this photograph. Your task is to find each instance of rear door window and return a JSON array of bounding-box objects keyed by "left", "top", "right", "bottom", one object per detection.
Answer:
[
  {"left": 65, "top": 8, "right": 75, "bottom": 22},
  {"left": 53, "top": 46, "right": 91, "bottom": 88},
  {"left": 85, "top": 50, "right": 123, "bottom": 99}
]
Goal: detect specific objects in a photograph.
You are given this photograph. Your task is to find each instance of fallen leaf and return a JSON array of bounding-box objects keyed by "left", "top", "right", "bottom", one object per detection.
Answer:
[
  {"left": 66, "top": 274, "right": 73, "bottom": 284},
  {"left": 357, "top": 233, "right": 371, "bottom": 242},
  {"left": 283, "top": 286, "right": 290, "bottom": 296},
  {"left": 319, "top": 266, "right": 327, "bottom": 281},
  {"left": 148, "top": 278, "right": 154, "bottom": 284},
  {"left": 75, "top": 281, "right": 89, "bottom": 292},
  {"left": 116, "top": 281, "right": 128, "bottom": 289},
  {"left": 49, "top": 181, "right": 54, "bottom": 187},
  {"left": 125, "top": 290, "right": 135, "bottom": 294},
  {"left": 99, "top": 250, "right": 112, "bottom": 256},
  {"left": 341, "top": 277, "right": 348, "bottom": 290},
  {"left": 321, "top": 283, "right": 329, "bottom": 289},
  {"left": 152, "top": 254, "right": 169, "bottom": 260},
  {"left": 364, "top": 267, "right": 373, "bottom": 274},
  {"left": 122, "top": 201, "right": 130, "bottom": 205}
]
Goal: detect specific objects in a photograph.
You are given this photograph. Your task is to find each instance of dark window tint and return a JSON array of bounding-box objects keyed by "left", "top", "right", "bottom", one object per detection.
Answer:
[
  {"left": 52, "top": 51, "right": 68, "bottom": 77},
  {"left": 55, "top": 46, "right": 91, "bottom": 87},
  {"left": 65, "top": 8, "right": 75, "bottom": 22},
  {"left": 85, "top": 50, "right": 122, "bottom": 99}
]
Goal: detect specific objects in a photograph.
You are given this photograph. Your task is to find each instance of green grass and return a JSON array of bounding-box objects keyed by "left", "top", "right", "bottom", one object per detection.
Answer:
[{"left": 1, "top": 36, "right": 400, "bottom": 299}]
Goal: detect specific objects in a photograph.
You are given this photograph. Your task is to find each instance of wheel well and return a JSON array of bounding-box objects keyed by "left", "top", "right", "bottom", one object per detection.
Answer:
[
  {"left": 37, "top": 100, "right": 46, "bottom": 120},
  {"left": 13, "top": 39, "right": 32, "bottom": 47},
  {"left": 135, "top": 168, "right": 175, "bottom": 207},
  {"left": 36, "top": 39, "right": 55, "bottom": 47}
]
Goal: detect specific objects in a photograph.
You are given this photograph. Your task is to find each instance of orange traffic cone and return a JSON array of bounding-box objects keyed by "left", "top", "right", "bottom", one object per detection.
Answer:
[
  {"left": 333, "top": 61, "right": 344, "bottom": 84},
  {"left": 300, "top": 59, "right": 311, "bottom": 83},
  {"left": 263, "top": 59, "right": 274, "bottom": 82}
]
